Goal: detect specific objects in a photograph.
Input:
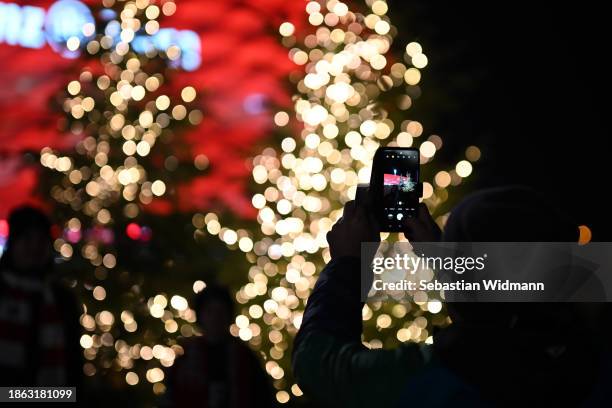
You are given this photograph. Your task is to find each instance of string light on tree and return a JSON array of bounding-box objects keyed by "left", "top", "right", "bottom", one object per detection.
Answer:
[
  {"left": 40, "top": 0, "right": 202, "bottom": 398},
  {"left": 36, "top": 0, "right": 482, "bottom": 404},
  {"left": 193, "top": 0, "right": 480, "bottom": 404}
]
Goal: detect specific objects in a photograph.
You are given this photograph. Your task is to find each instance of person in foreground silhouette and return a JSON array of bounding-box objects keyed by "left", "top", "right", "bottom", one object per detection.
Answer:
[
  {"left": 0, "top": 206, "right": 81, "bottom": 388},
  {"left": 162, "top": 284, "right": 275, "bottom": 408},
  {"left": 293, "top": 186, "right": 611, "bottom": 407}
]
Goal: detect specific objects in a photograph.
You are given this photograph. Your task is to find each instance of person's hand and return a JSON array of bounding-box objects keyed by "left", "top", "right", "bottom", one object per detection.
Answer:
[
  {"left": 327, "top": 200, "right": 380, "bottom": 260},
  {"left": 403, "top": 203, "right": 442, "bottom": 242}
]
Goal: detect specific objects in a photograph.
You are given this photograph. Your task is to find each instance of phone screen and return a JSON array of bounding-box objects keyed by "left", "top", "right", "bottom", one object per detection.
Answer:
[{"left": 372, "top": 147, "right": 420, "bottom": 231}]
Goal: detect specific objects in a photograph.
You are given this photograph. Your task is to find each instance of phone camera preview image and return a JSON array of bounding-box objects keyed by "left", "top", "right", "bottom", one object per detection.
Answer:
[{"left": 372, "top": 148, "right": 420, "bottom": 232}]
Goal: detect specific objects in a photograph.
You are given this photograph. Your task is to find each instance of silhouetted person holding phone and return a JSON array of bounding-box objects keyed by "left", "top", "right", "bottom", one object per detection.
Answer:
[
  {"left": 162, "top": 284, "right": 275, "bottom": 408},
  {"left": 0, "top": 206, "right": 81, "bottom": 388},
  {"left": 293, "top": 186, "right": 611, "bottom": 407}
]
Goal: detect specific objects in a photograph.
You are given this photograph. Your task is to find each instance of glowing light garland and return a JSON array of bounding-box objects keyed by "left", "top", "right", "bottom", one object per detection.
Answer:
[
  {"left": 196, "top": 0, "right": 481, "bottom": 403},
  {"left": 40, "top": 0, "right": 201, "bottom": 396},
  {"left": 37, "top": 0, "right": 481, "bottom": 403}
]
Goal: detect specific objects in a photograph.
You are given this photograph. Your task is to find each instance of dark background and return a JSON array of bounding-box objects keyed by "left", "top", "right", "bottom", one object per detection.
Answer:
[{"left": 389, "top": 0, "right": 610, "bottom": 239}]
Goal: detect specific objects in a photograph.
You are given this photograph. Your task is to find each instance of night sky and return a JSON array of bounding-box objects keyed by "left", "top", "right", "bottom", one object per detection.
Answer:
[{"left": 388, "top": 0, "right": 610, "bottom": 239}]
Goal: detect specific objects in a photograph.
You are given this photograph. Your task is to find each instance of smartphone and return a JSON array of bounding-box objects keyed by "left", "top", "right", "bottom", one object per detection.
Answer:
[{"left": 370, "top": 147, "right": 421, "bottom": 232}]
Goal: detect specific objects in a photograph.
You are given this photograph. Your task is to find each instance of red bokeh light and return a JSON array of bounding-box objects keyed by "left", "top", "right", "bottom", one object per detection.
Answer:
[
  {"left": 126, "top": 223, "right": 142, "bottom": 240},
  {"left": 0, "top": 219, "right": 8, "bottom": 238}
]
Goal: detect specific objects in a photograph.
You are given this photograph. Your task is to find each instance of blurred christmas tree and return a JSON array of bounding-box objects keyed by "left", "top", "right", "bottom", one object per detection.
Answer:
[
  {"left": 37, "top": 0, "right": 254, "bottom": 405},
  {"left": 197, "top": 0, "right": 481, "bottom": 405}
]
